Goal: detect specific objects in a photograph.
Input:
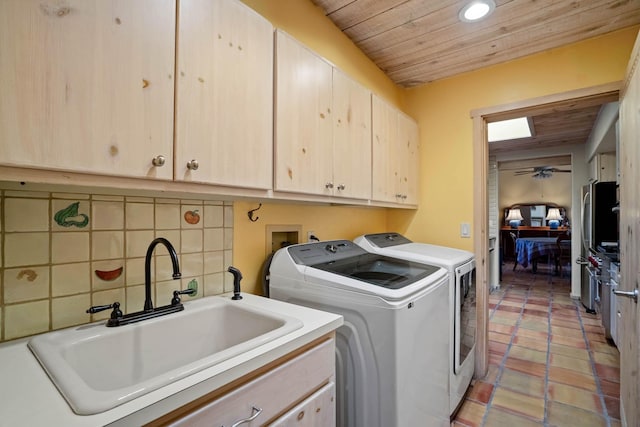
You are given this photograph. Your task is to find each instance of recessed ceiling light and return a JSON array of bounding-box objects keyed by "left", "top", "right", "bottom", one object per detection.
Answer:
[{"left": 458, "top": 0, "right": 496, "bottom": 23}]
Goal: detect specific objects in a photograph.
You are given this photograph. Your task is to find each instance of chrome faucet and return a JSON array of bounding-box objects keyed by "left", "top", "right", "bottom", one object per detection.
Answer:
[{"left": 144, "top": 237, "right": 182, "bottom": 311}]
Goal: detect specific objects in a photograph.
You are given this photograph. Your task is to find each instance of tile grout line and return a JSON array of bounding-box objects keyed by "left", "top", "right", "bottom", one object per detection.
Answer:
[
  {"left": 480, "top": 282, "right": 531, "bottom": 426},
  {"left": 542, "top": 282, "right": 553, "bottom": 427},
  {"left": 575, "top": 302, "right": 612, "bottom": 427}
]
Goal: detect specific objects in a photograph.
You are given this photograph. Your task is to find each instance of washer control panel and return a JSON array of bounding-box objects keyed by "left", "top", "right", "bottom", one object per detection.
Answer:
[{"left": 288, "top": 240, "right": 367, "bottom": 265}]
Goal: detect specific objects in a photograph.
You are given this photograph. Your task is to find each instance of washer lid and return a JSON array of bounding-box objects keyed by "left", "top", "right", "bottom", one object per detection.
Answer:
[
  {"left": 309, "top": 252, "right": 441, "bottom": 290},
  {"left": 285, "top": 240, "right": 442, "bottom": 290}
]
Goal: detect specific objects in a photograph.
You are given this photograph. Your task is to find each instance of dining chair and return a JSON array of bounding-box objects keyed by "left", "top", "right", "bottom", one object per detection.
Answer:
[
  {"left": 510, "top": 232, "right": 518, "bottom": 271},
  {"left": 556, "top": 231, "right": 571, "bottom": 278}
]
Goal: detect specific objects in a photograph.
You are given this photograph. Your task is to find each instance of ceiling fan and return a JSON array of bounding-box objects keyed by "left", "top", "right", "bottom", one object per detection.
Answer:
[{"left": 513, "top": 166, "right": 571, "bottom": 179}]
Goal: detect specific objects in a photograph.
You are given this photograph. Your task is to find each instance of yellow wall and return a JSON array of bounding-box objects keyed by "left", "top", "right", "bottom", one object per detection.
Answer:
[
  {"left": 395, "top": 26, "right": 639, "bottom": 250},
  {"left": 232, "top": 0, "right": 638, "bottom": 293},
  {"left": 240, "top": 0, "right": 402, "bottom": 106},
  {"left": 233, "top": 202, "right": 387, "bottom": 295}
]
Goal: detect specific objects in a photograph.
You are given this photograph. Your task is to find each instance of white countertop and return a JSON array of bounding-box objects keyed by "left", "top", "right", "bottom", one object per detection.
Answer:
[{"left": 0, "top": 293, "right": 342, "bottom": 427}]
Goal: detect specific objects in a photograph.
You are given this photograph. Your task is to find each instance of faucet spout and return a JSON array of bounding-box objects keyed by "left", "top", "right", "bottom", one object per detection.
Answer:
[{"left": 144, "top": 237, "right": 181, "bottom": 312}]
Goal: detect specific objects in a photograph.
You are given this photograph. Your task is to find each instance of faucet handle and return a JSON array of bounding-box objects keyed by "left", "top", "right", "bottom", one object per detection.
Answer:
[
  {"left": 171, "top": 289, "right": 196, "bottom": 306},
  {"left": 87, "top": 302, "right": 123, "bottom": 320}
]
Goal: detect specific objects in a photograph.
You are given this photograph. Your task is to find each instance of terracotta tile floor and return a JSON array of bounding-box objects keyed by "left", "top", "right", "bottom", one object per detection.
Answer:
[{"left": 452, "top": 266, "right": 621, "bottom": 427}]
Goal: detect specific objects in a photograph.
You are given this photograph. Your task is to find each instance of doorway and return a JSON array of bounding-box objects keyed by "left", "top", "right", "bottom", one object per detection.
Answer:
[{"left": 470, "top": 82, "right": 620, "bottom": 377}]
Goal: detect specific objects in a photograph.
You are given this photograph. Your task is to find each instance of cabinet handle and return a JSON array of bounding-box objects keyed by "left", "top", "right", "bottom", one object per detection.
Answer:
[
  {"left": 395, "top": 193, "right": 403, "bottom": 198},
  {"left": 613, "top": 288, "right": 638, "bottom": 303},
  {"left": 186, "top": 159, "right": 199, "bottom": 171},
  {"left": 337, "top": 184, "right": 346, "bottom": 191},
  {"left": 325, "top": 182, "right": 334, "bottom": 189},
  {"left": 229, "top": 406, "right": 263, "bottom": 427},
  {"left": 152, "top": 155, "right": 165, "bottom": 167}
]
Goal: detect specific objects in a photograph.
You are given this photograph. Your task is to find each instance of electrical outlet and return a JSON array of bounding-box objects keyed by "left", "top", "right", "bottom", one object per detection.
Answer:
[{"left": 307, "top": 230, "right": 316, "bottom": 242}]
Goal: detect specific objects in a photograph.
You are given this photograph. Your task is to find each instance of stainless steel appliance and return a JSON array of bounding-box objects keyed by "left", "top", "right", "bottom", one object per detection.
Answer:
[
  {"left": 580, "top": 181, "right": 618, "bottom": 312},
  {"left": 608, "top": 262, "right": 620, "bottom": 347},
  {"left": 581, "top": 252, "right": 601, "bottom": 314}
]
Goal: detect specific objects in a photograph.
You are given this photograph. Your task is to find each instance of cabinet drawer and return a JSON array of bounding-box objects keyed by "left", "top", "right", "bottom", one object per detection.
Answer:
[
  {"left": 167, "top": 337, "right": 335, "bottom": 426},
  {"left": 270, "top": 382, "right": 335, "bottom": 426}
]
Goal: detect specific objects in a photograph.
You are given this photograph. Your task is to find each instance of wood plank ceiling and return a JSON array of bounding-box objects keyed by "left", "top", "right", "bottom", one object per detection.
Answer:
[
  {"left": 311, "top": 0, "right": 640, "bottom": 156},
  {"left": 312, "top": 0, "right": 640, "bottom": 87}
]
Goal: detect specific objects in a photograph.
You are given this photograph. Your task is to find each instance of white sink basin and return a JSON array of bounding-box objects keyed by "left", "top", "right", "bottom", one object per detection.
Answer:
[{"left": 28, "top": 296, "right": 303, "bottom": 415}]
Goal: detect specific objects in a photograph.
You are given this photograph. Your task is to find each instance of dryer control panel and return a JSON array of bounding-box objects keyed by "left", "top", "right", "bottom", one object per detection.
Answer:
[{"left": 363, "top": 233, "right": 413, "bottom": 248}]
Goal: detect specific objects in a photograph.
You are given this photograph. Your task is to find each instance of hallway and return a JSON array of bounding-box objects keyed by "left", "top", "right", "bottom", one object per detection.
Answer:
[{"left": 453, "top": 268, "right": 621, "bottom": 426}]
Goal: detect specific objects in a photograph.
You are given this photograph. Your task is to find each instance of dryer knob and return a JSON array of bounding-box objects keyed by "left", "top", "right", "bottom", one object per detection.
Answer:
[{"left": 325, "top": 244, "right": 337, "bottom": 253}]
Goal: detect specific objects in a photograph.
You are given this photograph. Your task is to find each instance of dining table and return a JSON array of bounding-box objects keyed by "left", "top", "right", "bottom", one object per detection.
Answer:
[{"left": 515, "top": 236, "right": 569, "bottom": 274}]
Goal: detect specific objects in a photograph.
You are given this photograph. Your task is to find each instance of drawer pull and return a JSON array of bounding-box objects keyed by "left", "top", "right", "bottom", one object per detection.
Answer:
[{"left": 230, "top": 406, "right": 262, "bottom": 427}]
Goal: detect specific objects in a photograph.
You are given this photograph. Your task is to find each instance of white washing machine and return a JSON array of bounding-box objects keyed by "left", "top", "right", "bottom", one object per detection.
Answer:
[
  {"left": 269, "top": 240, "right": 450, "bottom": 427},
  {"left": 354, "top": 233, "right": 476, "bottom": 417}
]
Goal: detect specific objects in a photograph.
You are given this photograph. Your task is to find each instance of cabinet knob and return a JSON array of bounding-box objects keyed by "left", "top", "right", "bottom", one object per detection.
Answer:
[
  {"left": 325, "top": 182, "right": 334, "bottom": 189},
  {"left": 152, "top": 155, "right": 166, "bottom": 167},
  {"left": 337, "top": 184, "right": 346, "bottom": 191},
  {"left": 186, "top": 159, "right": 199, "bottom": 171}
]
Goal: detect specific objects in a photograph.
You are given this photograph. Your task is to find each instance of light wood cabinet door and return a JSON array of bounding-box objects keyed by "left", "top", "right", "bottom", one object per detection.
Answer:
[
  {"left": 371, "top": 95, "right": 419, "bottom": 205},
  {"left": 175, "top": 0, "right": 273, "bottom": 189},
  {"left": 275, "top": 31, "right": 333, "bottom": 196},
  {"left": 332, "top": 69, "right": 372, "bottom": 200},
  {"left": 0, "top": 0, "right": 175, "bottom": 179},
  {"left": 372, "top": 95, "right": 398, "bottom": 203},
  {"left": 397, "top": 111, "right": 420, "bottom": 205},
  {"left": 156, "top": 337, "right": 336, "bottom": 427},
  {"left": 271, "top": 382, "right": 336, "bottom": 426}
]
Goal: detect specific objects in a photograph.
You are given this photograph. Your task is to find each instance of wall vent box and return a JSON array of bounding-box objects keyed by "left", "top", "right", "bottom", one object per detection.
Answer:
[{"left": 266, "top": 225, "right": 302, "bottom": 256}]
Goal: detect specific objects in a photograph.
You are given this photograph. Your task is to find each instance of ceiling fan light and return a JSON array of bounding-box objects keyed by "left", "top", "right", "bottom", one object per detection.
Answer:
[{"left": 459, "top": 0, "right": 496, "bottom": 22}]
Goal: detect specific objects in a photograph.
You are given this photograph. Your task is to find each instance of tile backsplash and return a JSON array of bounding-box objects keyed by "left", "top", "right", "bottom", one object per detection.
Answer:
[{"left": 0, "top": 187, "right": 234, "bottom": 342}]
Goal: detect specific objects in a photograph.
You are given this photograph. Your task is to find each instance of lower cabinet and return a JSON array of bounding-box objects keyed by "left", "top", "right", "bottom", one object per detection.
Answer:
[
  {"left": 271, "top": 382, "right": 335, "bottom": 426},
  {"left": 149, "top": 335, "right": 336, "bottom": 426}
]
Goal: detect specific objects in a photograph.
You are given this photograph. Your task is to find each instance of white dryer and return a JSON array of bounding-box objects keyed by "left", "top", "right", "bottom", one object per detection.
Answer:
[
  {"left": 269, "top": 240, "right": 450, "bottom": 427},
  {"left": 354, "top": 233, "right": 476, "bottom": 416}
]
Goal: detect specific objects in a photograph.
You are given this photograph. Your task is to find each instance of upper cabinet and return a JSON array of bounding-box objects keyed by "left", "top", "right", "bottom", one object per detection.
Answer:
[
  {"left": 0, "top": 2, "right": 419, "bottom": 208},
  {"left": 372, "top": 95, "right": 420, "bottom": 205},
  {"left": 0, "top": 0, "right": 176, "bottom": 180},
  {"left": 332, "top": 69, "right": 372, "bottom": 200},
  {"left": 397, "top": 111, "right": 420, "bottom": 204},
  {"left": 274, "top": 31, "right": 372, "bottom": 200},
  {"left": 175, "top": 0, "right": 273, "bottom": 189},
  {"left": 274, "top": 31, "right": 333, "bottom": 196},
  {"left": 589, "top": 152, "right": 617, "bottom": 183}
]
